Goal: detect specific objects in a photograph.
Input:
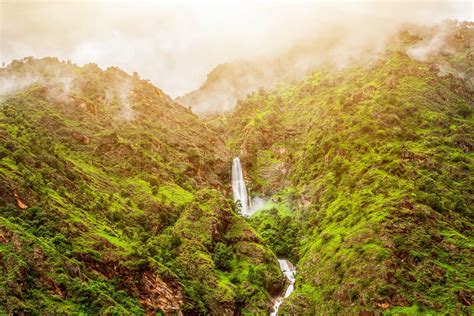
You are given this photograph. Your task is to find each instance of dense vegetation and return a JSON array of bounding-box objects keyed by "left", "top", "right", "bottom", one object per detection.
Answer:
[
  {"left": 1, "top": 20, "right": 472, "bottom": 315},
  {"left": 0, "top": 57, "right": 284, "bottom": 314},
  {"left": 217, "top": 22, "right": 473, "bottom": 314}
]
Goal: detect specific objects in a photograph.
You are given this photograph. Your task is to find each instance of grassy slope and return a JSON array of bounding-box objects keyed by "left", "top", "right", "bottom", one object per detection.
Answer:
[
  {"left": 0, "top": 58, "right": 284, "bottom": 314},
  {"left": 218, "top": 28, "right": 473, "bottom": 314}
]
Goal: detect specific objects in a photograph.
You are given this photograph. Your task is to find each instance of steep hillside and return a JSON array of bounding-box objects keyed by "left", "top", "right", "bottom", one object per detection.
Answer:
[
  {"left": 176, "top": 60, "right": 279, "bottom": 116},
  {"left": 0, "top": 57, "right": 285, "bottom": 314},
  {"left": 174, "top": 38, "right": 346, "bottom": 116},
  {"left": 219, "top": 22, "right": 473, "bottom": 314},
  {"left": 176, "top": 21, "right": 418, "bottom": 117}
]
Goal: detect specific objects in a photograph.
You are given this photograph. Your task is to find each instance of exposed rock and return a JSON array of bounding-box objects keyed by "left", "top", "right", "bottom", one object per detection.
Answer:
[
  {"left": 13, "top": 189, "right": 28, "bottom": 209},
  {"left": 139, "top": 271, "right": 183, "bottom": 315}
]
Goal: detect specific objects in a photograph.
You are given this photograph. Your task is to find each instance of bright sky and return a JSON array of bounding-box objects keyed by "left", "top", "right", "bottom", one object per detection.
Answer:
[{"left": 1, "top": 1, "right": 472, "bottom": 97}]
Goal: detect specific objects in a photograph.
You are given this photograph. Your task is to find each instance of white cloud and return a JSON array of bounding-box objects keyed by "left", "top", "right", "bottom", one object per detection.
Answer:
[{"left": 1, "top": 1, "right": 472, "bottom": 97}]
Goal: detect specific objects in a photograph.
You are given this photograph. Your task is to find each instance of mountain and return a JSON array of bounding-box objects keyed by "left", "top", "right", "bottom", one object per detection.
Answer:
[
  {"left": 1, "top": 19, "right": 472, "bottom": 315},
  {"left": 176, "top": 60, "right": 272, "bottom": 116},
  {"left": 217, "top": 21, "right": 473, "bottom": 314},
  {"left": 175, "top": 21, "right": 412, "bottom": 117},
  {"left": 0, "top": 57, "right": 285, "bottom": 314}
]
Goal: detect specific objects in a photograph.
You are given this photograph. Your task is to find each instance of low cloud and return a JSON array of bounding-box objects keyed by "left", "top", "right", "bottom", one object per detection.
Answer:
[
  {"left": 1, "top": 1, "right": 471, "bottom": 100},
  {"left": 407, "top": 22, "right": 457, "bottom": 61},
  {"left": 0, "top": 59, "right": 77, "bottom": 103},
  {"left": 116, "top": 79, "right": 135, "bottom": 122}
]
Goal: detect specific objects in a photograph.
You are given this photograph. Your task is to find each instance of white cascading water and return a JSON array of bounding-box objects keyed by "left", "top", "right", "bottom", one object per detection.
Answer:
[
  {"left": 270, "top": 259, "right": 297, "bottom": 316},
  {"left": 231, "top": 157, "right": 297, "bottom": 315},
  {"left": 232, "top": 157, "right": 249, "bottom": 215}
]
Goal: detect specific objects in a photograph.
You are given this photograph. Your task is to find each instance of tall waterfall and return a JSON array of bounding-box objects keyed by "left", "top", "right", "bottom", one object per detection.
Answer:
[
  {"left": 232, "top": 157, "right": 249, "bottom": 215},
  {"left": 231, "top": 157, "right": 297, "bottom": 315}
]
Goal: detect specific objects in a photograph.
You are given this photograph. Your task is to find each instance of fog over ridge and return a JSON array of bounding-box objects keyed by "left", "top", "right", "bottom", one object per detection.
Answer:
[{"left": 1, "top": 1, "right": 472, "bottom": 98}]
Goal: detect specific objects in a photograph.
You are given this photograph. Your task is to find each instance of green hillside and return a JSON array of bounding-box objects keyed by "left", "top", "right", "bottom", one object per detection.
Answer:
[
  {"left": 0, "top": 57, "right": 284, "bottom": 314},
  {"left": 0, "top": 20, "right": 472, "bottom": 315},
  {"left": 218, "top": 24, "right": 473, "bottom": 314}
]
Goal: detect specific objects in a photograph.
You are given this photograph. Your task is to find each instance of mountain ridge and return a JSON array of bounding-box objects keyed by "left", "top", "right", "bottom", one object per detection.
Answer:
[
  {"left": 0, "top": 19, "right": 473, "bottom": 315},
  {"left": 0, "top": 57, "right": 285, "bottom": 314},
  {"left": 219, "top": 23, "right": 473, "bottom": 314}
]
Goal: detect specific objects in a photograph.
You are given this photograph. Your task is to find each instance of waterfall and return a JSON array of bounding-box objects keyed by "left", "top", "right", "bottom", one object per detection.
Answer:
[
  {"left": 231, "top": 157, "right": 297, "bottom": 315},
  {"left": 232, "top": 157, "right": 249, "bottom": 215},
  {"left": 270, "top": 259, "right": 297, "bottom": 316}
]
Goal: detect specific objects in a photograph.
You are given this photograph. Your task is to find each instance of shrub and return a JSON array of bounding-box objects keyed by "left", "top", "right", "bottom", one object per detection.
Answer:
[{"left": 213, "top": 242, "right": 234, "bottom": 271}]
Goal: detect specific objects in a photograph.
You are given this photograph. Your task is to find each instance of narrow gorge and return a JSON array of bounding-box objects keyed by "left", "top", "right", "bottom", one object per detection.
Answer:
[{"left": 231, "top": 156, "right": 297, "bottom": 315}]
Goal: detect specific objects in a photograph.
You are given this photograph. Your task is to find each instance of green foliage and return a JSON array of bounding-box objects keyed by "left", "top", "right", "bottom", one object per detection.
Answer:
[
  {"left": 0, "top": 57, "right": 283, "bottom": 314},
  {"left": 248, "top": 193, "right": 301, "bottom": 262},
  {"left": 221, "top": 30, "right": 474, "bottom": 315},
  {"left": 213, "top": 242, "right": 234, "bottom": 271},
  {"left": 2, "top": 22, "right": 472, "bottom": 314}
]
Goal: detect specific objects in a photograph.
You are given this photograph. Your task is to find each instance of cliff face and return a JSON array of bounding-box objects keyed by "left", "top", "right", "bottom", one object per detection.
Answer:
[
  {"left": 220, "top": 23, "right": 473, "bottom": 314},
  {"left": 0, "top": 57, "right": 284, "bottom": 314}
]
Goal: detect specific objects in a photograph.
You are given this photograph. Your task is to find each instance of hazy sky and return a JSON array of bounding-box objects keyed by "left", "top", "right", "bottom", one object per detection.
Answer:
[{"left": 1, "top": 1, "right": 472, "bottom": 97}]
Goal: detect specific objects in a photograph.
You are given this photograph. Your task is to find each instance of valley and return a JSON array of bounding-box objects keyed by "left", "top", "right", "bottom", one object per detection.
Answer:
[{"left": 0, "top": 15, "right": 473, "bottom": 316}]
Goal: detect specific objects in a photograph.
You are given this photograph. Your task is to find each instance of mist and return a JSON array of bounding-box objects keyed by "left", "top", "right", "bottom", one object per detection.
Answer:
[
  {"left": 0, "top": 59, "right": 76, "bottom": 103},
  {"left": 1, "top": 1, "right": 472, "bottom": 99}
]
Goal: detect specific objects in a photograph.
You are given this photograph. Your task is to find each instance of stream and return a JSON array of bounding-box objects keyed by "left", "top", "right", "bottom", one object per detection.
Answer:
[
  {"left": 270, "top": 259, "right": 297, "bottom": 315},
  {"left": 231, "top": 157, "right": 297, "bottom": 315}
]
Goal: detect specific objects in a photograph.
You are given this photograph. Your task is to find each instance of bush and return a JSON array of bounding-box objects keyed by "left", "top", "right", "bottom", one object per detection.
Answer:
[{"left": 213, "top": 242, "right": 234, "bottom": 271}]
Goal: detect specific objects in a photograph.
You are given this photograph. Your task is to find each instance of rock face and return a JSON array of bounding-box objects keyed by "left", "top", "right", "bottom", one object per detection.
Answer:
[
  {"left": 0, "top": 57, "right": 284, "bottom": 314},
  {"left": 139, "top": 271, "right": 183, "bottom": 314}
]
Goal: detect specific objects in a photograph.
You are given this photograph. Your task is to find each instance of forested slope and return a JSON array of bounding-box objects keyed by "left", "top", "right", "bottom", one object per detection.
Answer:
[
  {"left": 218, "top": 23, "right": 473, "bottom": 314},
  {"left": 0, "top": 57, "right": 284, "bottom": 314},
  {"left": 0, "top": 20, "right": 472, "bottom": 316}
]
